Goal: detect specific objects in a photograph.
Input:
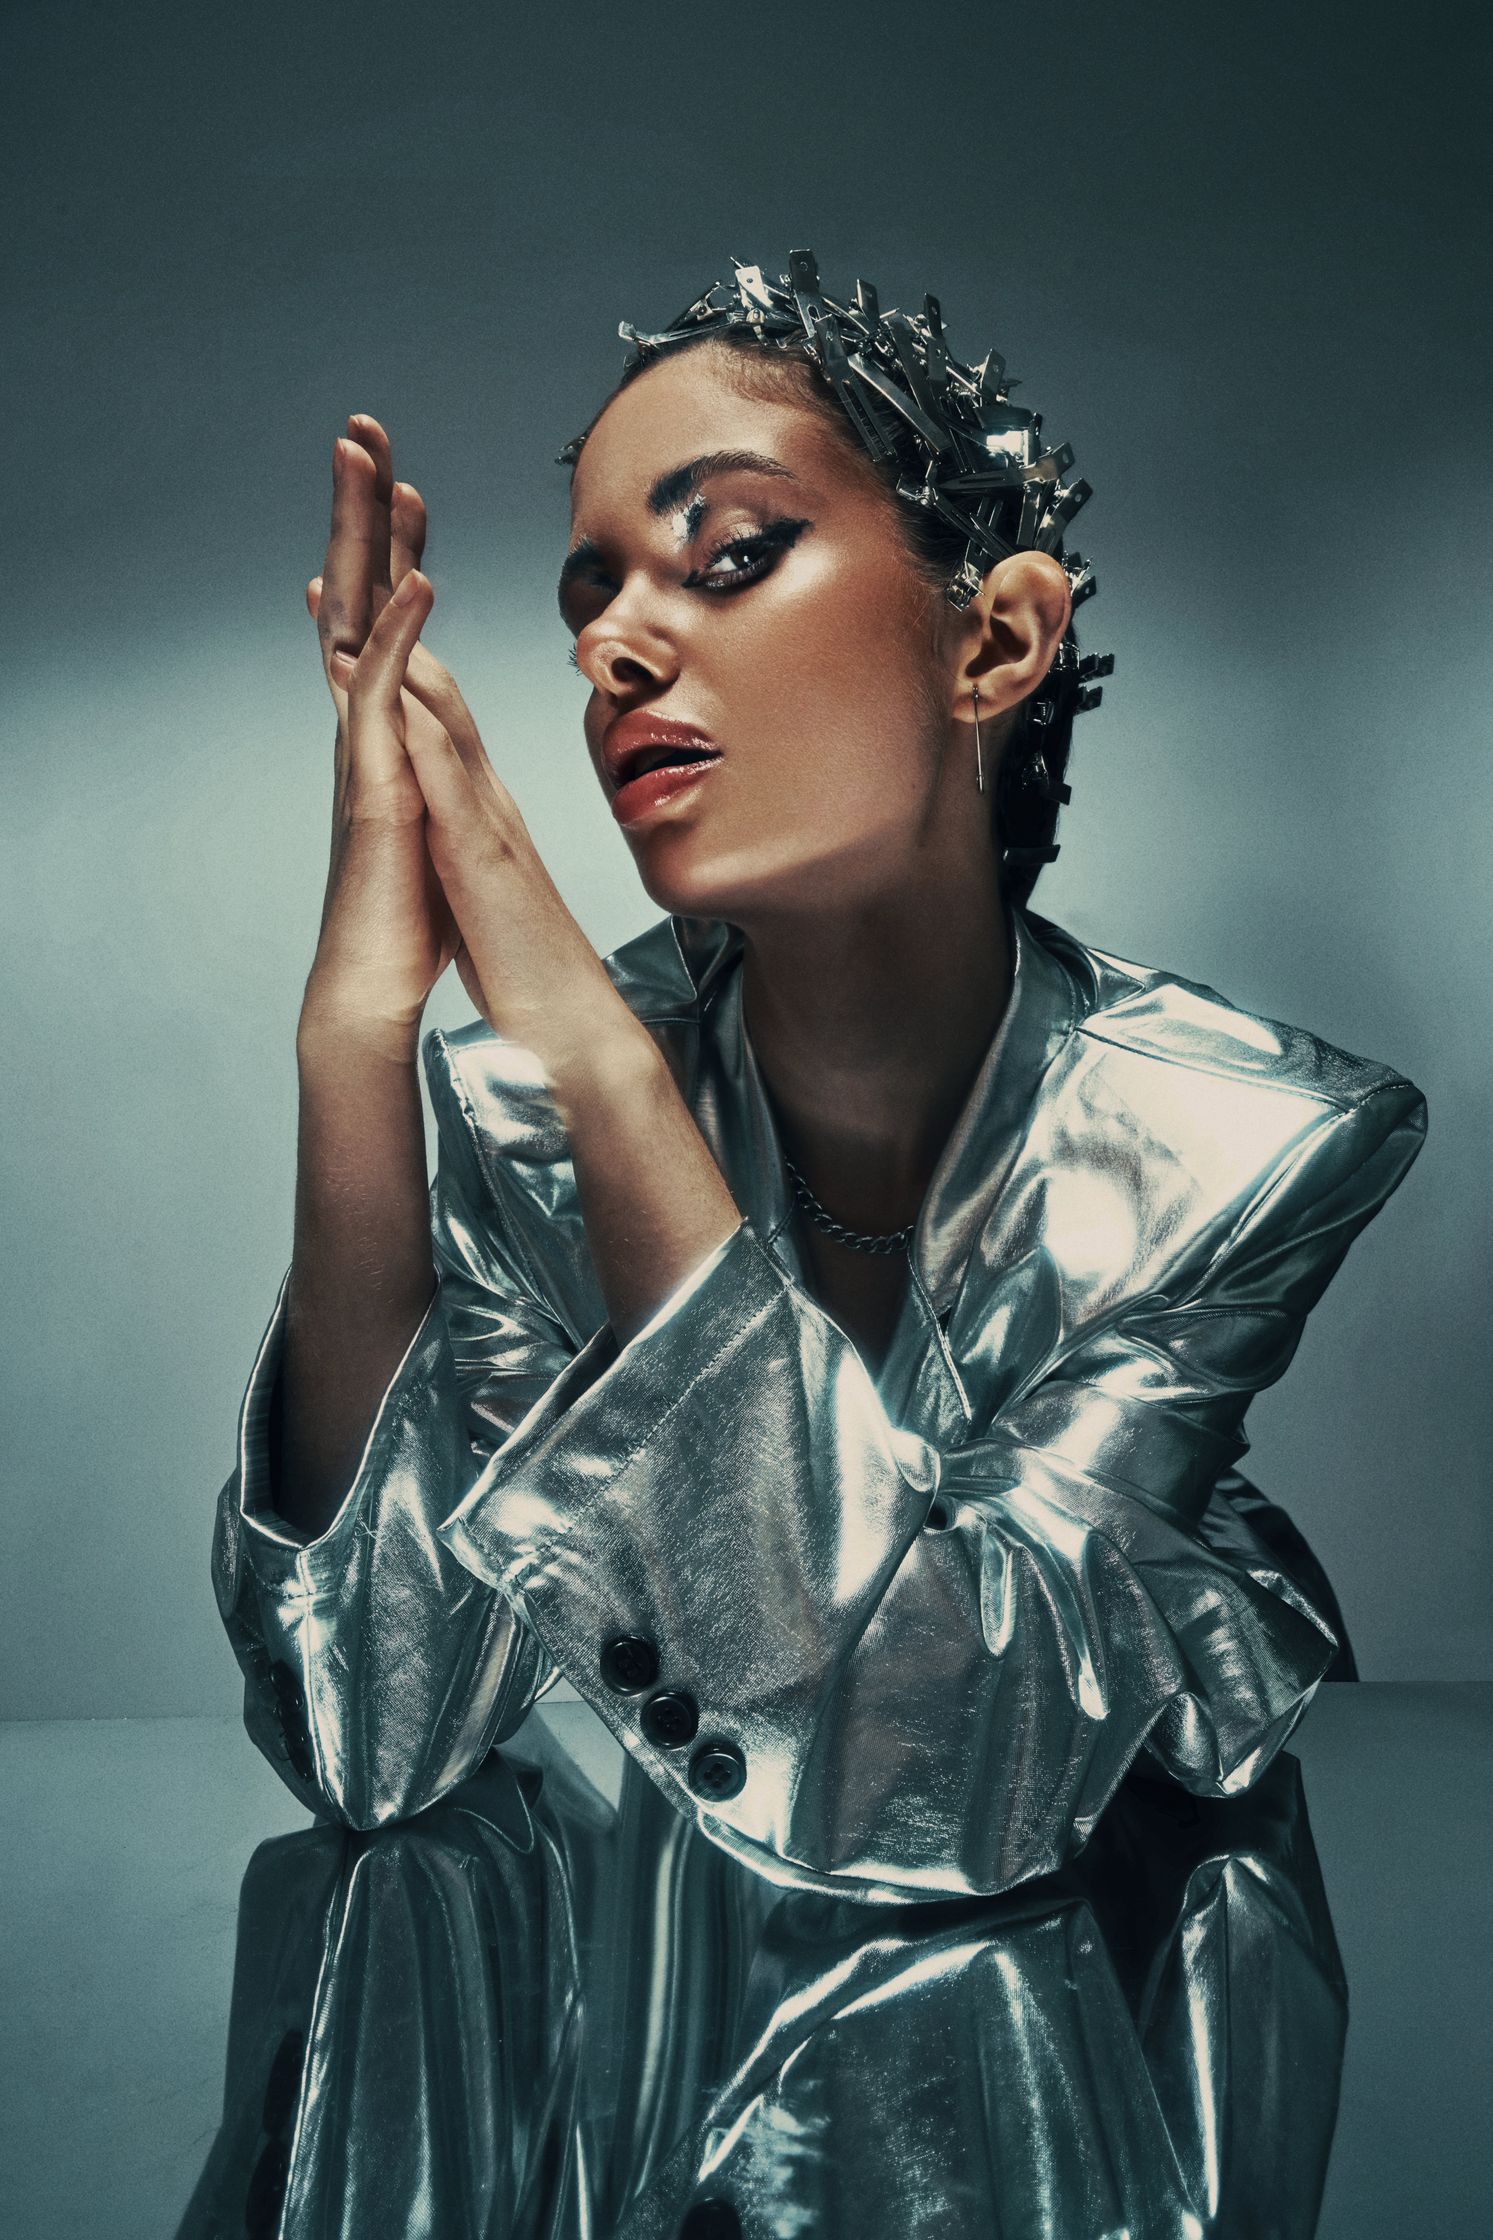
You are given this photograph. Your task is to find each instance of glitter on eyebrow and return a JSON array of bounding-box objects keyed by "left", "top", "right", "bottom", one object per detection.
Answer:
[{"left": 675, "top": 494, "right": 708, "bottom": 541}]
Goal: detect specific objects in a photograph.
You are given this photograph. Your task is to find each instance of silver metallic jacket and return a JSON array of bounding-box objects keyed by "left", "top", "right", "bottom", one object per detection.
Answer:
[
  {"left": 213, "top": 902, "right": 1426, "bottom": 1902},
  {"left": 178, "top": 1737, "right": 1346, "bottom": 2238}
]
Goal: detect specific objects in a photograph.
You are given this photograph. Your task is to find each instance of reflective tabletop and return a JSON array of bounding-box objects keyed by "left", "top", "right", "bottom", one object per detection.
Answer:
[{"left": 4, "top": 1684, "right": 1489, "bottom": 2239}]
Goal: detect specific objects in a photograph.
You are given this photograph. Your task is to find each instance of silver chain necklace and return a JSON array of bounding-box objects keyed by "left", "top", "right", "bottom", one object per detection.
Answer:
[{"left": 783, "top": 1156, "right": 915, "bottom": 1256}]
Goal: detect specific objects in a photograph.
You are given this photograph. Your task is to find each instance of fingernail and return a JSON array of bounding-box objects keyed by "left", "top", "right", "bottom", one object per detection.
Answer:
[
  {"left": 393, "top": 570, "right": 422, "bottom": 608},
  {"left": 330, "top": 649, "right": 355, "bottom": 680}
]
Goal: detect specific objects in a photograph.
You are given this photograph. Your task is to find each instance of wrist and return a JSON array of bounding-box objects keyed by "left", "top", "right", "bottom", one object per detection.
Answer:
[
  {"left": 543, "top": 1014, "right": 667, "bottom": 1119},
  {"left": 296, "top": 993, "right": 423, "bottom": 1073}
]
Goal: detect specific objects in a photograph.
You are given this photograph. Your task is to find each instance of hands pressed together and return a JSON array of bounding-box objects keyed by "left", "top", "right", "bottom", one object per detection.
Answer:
[
  {"left": 301, "top": 413, "right": 634, "bottom": 1081},
  {"left": 289, "top": 413, "right": 742, "bottom": 1378}
]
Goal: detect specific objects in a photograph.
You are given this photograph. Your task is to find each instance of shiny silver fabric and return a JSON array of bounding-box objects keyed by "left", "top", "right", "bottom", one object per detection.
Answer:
[
  {"left": 177, "top": 1731, "right": 1347, "bottom": 2239},
  {"left": 213, "top": 901, "right": 1426, "bottom": 1898}
]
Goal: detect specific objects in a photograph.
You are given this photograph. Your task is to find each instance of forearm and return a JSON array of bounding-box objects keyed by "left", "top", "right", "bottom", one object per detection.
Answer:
[
  {"left": 547, "top": 1022, "right": 743, "bottom": 1349},
  {"left": 272, "top": 982, "right": 736, "bottom": 1537},
  {"left": 272, "top": 1015, "right": 437, "bottom": 1537}
]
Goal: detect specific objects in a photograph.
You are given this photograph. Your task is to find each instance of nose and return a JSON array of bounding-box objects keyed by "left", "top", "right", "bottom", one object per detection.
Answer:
[{"left": 575, "top": 586, "right": 678, "bottom": 701}]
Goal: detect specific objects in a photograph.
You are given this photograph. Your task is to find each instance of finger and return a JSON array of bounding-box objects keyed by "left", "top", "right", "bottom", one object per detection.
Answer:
[
  {"left": 398, "top": 680, "right": 527, "bottom": 887},
  {"left": 400, "top": 691, "right": 545, "bottom": 1015},
  {"left": 310, "top": 577, "right": 472, "bottom": 805},
  {"left": 390, "top": 481, "right": 428, "bottom": 590},
  {"left": 314, "top": 551, "right": 497, "bottom": 805},
  {"left": 401, "top": 638, "right": 487, "bottom": 770},
  {"left": 313, "top": 481, "right": 420, "bottom": 631},
  {"left": 308, "top": 576, "right": 349, "bottom": 747},
  {"left": 335, "top": 568, "right": 436, "bottom": 789},
  {"left": 346, "top": 413, "right": 396, "bottom": 615},
  {"left": 400, "top": 675, "right": 468, "bottom": 782},
  {"left": 319, "top": 437, "right": 385, "bottom": 665},
  {"left": 398, "top": 682, "right": 490, "bottom": 844}
]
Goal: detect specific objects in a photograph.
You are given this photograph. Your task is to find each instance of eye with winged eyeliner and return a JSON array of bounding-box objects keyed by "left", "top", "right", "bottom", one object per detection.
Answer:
[
  {"left": 560, "top": 512, "right": 815, "bottom": 643},
  {"left": 558, "top": 448, "right": 808, "bottom": 628},
  {"left": 685, "top": 516, "right": 813, "bottom": 589}
]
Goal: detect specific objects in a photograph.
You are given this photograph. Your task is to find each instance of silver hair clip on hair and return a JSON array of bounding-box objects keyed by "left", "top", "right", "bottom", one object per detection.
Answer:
[{"left": 566, "top": 248, "right": 1114, "bottom": 872}]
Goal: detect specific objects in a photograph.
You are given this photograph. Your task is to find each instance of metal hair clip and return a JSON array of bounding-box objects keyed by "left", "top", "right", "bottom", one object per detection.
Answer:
[{"left": 609, "top": 250, "right": 1104, "bottom": 618}]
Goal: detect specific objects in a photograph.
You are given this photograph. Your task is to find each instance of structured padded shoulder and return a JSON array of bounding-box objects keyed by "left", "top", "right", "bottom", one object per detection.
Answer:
[
  {"left": 1027, "top": 912, "right": 1415, "bottom": 1114},
  {"left": 419, "top": 906, "right": 1425, "bottom": 1357}
]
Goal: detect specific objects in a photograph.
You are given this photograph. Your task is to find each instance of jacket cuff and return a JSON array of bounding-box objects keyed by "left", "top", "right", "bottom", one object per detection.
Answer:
[
  {"left": 436, "top": 1217, "right": 939, "bottom": 1862},
  {"left": 437, "top": 1216, "right": 772, "bottom": 1592},
  {"left": 212, "top": 1263, "right": 553, "bottom": 1828},
  {"left": 227, "top": 1266, "right": 453, "bottom": 1586}
]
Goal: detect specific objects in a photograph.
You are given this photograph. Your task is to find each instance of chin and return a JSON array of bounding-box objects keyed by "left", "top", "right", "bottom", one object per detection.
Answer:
[
  {"left": 630, "top": 852, "right": 740, "bottom": 923},
  {"left": 623, "top": 823, "right": 774, "bottom": 923},
  {"left": 633, "top": 837, "right": 869, "bottom": 931}
]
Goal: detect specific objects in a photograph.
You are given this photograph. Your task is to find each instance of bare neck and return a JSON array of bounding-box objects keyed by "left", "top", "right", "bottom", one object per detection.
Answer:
[{"left": 737, "top": 866, "right": 1014, "bottom": 1236}]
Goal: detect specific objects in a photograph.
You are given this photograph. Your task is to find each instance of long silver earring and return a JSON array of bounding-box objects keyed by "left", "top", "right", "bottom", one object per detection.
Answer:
[{"left": 972, "top": 685, "right": 987, "bottom": 795}]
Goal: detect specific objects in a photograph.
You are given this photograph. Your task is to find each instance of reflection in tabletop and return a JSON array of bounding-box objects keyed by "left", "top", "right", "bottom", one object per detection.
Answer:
[{"left": 177, "top": 1735, "right": 1345, "bottom": 2240}]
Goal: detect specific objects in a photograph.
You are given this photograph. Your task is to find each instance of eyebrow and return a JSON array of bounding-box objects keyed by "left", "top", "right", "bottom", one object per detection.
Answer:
[
  {"left": 558, "top": 449, "right": 800, "bottom": 606},
  {"left": 645, "top": 447, "right": 798, "bottom": 518}
]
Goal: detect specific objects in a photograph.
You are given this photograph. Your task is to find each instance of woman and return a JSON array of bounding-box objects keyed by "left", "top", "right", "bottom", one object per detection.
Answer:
[{"left": 214, "top": 253, "right": 1426, "bottom": 1902}]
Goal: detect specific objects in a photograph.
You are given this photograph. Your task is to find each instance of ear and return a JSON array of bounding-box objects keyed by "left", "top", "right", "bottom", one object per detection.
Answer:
[{"left": 949, "top": 550, "right": 1072, "bottom": 722}]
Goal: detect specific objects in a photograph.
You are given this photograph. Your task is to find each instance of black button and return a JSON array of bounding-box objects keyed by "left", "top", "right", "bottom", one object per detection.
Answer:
[
  {"left": 688, "top": 1739, "right": 747, "bottom": 1802},
  {"left": 641, "top": 1689, "right": 699, "bottom": 1749},
  {"left": 599, "top": 1634, "right": 660, "bottom": 1694},
  {"left": 924, "top": 1497, "right": 953, "bottom": 1531},
  {"left": 680, "top": 2201, "right": 741, "bottom": 2239}
]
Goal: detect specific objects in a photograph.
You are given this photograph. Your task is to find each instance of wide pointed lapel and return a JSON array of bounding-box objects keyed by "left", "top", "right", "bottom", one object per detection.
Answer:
[{"left": 909, "top": 902, "right": 1081, "bottom": 1320}]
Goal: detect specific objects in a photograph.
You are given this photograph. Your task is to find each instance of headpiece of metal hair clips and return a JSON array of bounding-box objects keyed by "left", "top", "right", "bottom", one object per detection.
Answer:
[{"left": 561, "top": 249, "right": 1113, "bottom": 869}]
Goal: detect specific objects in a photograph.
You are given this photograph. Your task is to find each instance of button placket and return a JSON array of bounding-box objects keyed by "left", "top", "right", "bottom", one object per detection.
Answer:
[{"left": 599, "top": 1642, "right": 743, "bottom": 1794}]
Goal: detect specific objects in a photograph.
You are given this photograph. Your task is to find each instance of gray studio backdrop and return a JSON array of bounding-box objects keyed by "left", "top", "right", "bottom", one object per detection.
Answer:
[{"left": 3, "top": 0, "right": 1487, "bottom": 1717}]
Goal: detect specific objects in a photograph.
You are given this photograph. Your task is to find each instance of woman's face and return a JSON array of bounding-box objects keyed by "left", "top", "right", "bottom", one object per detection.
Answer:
[{"left": 562, "top": 344, "right": 975, "bottom": 921}]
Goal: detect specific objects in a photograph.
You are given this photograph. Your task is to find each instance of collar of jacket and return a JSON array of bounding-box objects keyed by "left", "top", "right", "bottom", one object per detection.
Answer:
[{"left": 602, "top": 899, "right": 1082, "bottom": 1408}]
